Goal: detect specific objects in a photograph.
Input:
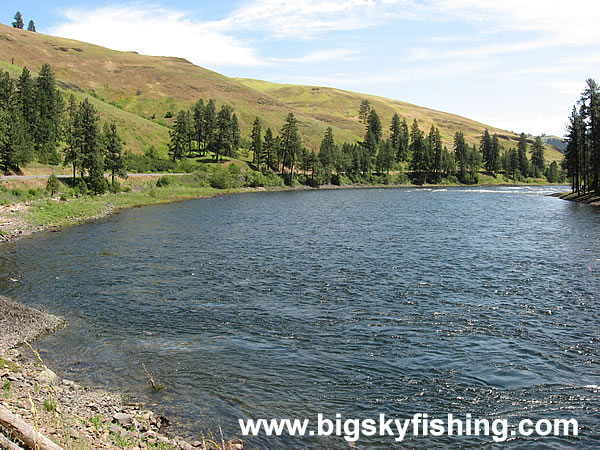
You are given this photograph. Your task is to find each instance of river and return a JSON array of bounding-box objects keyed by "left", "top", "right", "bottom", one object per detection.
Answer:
[{"left": 0, "top": 186, "right": 598, "bottom": 447}]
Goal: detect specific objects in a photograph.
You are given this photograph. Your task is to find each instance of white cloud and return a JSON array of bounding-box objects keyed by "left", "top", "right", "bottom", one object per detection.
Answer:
[
  {"left": 217, "top": 0, "right": 600, "bottom": 45},
  {"left": 50, "top": 5, "right": 264, "bottom": 67},
  {"left": 269, "top": 49, "right": 359, "bottom": 63},
  {"left": 213, "top": 0, "right": 386, "bottom": 39}
]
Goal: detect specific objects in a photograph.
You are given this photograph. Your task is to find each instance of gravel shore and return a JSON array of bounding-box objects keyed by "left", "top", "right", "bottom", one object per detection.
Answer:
[{"left": 0, "top": 296, "right": 243, "bottom": 449}]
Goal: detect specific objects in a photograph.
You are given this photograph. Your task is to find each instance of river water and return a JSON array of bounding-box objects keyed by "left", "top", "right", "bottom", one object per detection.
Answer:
[{"left": 0, "top": 186, "right": 598, "bottom": 447}]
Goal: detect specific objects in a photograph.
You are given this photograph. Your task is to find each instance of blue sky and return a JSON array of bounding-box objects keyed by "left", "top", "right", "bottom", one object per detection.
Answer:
[{"left": 2, "top": 1, "right": 600, "bottom": 136}]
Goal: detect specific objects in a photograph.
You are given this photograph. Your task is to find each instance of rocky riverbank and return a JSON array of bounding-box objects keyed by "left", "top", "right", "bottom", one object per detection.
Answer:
[
  {"left": 551, "top": 191, "right": 600, "bottom": 206},
  {"left": 0, "top": 296, "right": 243, "bottom": 450}
]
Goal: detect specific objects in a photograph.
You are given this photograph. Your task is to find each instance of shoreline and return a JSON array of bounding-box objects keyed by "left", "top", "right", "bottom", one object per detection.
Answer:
[
  {"left": 1, "top": 180, "right": 566, "bottom": 246},
  {"left": 0, "top": 295, "right": 243, "bottom": 449},
  {"left": 551, "top": 191, "right": 600, "bottom": 206}
]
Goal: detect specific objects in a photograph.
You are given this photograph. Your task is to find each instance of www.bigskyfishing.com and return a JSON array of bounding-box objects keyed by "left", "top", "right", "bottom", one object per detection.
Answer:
[{"left": 239, "top": 413, "right": 579, "bottom": 443}]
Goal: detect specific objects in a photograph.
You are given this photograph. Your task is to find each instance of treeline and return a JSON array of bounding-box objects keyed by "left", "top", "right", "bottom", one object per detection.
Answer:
[
  {"left": 170, "top": 98, "right": 561, "bottom": 187},
  {"left": 0, "top": 65, "right": 125, "bottom": 194},
  {"left": 564, "top": 79, "right": 600, "bottom": 195},
  {"left": 11, "top": 11, "right": 36, "bottom": 32},
  {"left": 168, "top": 99, "right": 240, "bottom": 162}
]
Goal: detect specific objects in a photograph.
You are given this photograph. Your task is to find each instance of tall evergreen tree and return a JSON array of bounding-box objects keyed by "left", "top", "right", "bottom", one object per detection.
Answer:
[
  {"left": 565, "top": 106, "right": 585, "bottom": 194},
  {"left": 230, "top": 113, "right": 240, "bottom": 158},
  {"left": 16, "top": 67, "right": 36, "bottom": 134},
  {"left": 375, "top": 141, "right": 394, "bottom": 174},
  {"left": 263, "top": 127, "right": 275, "bottom": 171},
  {"left": 192, "top": 99, "right": 204, "bottom": 154},
  {"left": 389, "top": 113, "right": 401, "bottom": 161},
  {"left": 399, "top": 118, "right": 410, "bottom": 162},
  {"left": 279, "top": 113, "right": 301, "bottom": 183},
  {"left": 454, "top": 131, "right": 468, "bottom": 179},
  {"left": 430, "top": 126, "right": 443, "bottom": 179},
  {"left": 74, "top": 98, "right": 103, "bottom": 177},
  {"left": 358, "top": 100, "right": 371, "bottom": 124},
  {"left": 169, "top": 110, "right": 192, "bottom": 161},
  {"left": 34, "top": 64, "right": 63, "bottom": 164},
  {"left": 366, "top": 109, "right": 382, "bottom": 144},
  {"left": 12, "top": 12, "right": 24, "bottom": 29},
  {"left": 103, "top": 122, "right": 125, "bottom": 184},
  {"left": 202, "top": 99, "right": 216, "bottom": 154},
  {"left": 580, "top": 79, "right": 600, "bottom": 194},
  {"left": 480, "top": 129, "right": 493, "bottom": 173},
  {"left": 250, "top": 117, "right": 263, "bottom": 169},
  {"left": 0, "top": 71, "right": 14, "bottom": 109},
  {"left": 63, "top": 94, "right": 80, "bottom": 182},
  {"left": 517, "top": 133, "right": 529, "bottom": 177},
  {"left": 530, "top": 136, "right": 545, "bottom": 177},
  {"left": 489, "top": 134, "right": 500, "bottom": 174},
  {"left": 212, "top": 104, "right": 236, "bottom": 161},
  {"left": 319, "top": 127, "right": 337, "bottom": 177},
  {"left": 27, "top": 20, "right": 36, "bottom": 32},
  {"left": 409, "top": 119, "right": 427, "bottom": 184}
]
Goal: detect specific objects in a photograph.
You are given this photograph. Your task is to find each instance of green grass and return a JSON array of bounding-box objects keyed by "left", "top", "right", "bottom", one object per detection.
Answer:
[
  {"left": 2, "top": 380, "right": 11, "bottom": 399},
  {"left": 24, "top": 184, "right": 229, "bottom": 228},
  {"left": 0, "top": 357, "right": 21, "bottom": 372}
]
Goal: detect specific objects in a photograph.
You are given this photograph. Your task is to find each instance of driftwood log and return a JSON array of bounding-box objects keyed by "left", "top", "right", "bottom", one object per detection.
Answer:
[
  {"left": 0, "top": 404, "right": 62, "bottom": 450},
  {"left": 1, "top": 433, "right": 24, "bottom": 450}
]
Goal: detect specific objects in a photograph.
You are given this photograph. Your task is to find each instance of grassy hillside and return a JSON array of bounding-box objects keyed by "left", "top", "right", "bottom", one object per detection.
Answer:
[{"left": 0, "top": 23, "right": 563, "bottom": 164}]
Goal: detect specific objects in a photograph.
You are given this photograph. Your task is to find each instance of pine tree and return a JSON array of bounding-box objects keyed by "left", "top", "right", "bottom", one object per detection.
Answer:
[
  {"left": 202, "top": 99, "right": 216, "bottom": 154},
  {"left": 530, "top": 136, "right": 545, "bottom": 177},
  {"left": 17, "top": 67, "right": 36, "bottom": 134},
  {"left": 263, "top": 127, "right": 275, "bottom": 171},
  {"left": 63, "top": 94, "right": 80, "bottom": 182},
  {"left": 250, "top": 117, "right": 263, "bottom": 169},
  {"left": 409, "top": 119, "right": 427, "bottom": 184},
  {"left": 103, "top": 122, "right": 125, "bottom": 184},
  {"left": 517, "top": 133, "right": 529, "bottom": 177},
  {"left": 319, "top": 127, "right": 337, "bottom": 179},
  {"left": 358, "top": 100, "right": 371, "bottom": 124},
  {"left": 34, "top": 64, "right": 63, "bottom": 164},
  {"left": 12, "top": 12, "right": 24, "bottom": 29},
  {"left": 565, "top": 106, "right": 585, "bottom": 194},
  {"left": 0, "top": 71, "right": 14, "bottom": 109},
  {"left": 489, "top": 134, "right": 500, "bottom": 174},
  {"left": 580, "top": 79, "right": 600, "bottom": 194},
  {"left": 366, "top": 109, "right": 382, "bottom": 144},
  {"left": 375, "top": 141, "right": 394, "bottom": 174},
  {"left": 212, "top": 104, "right": 235, "bottom": 161},
  {"left": 454, "top": 131, "right": 468, "bottom": 180},
  {"left": 192, "top": 99, "right": 204, "bottom": 154},
  {"left": 230, "top": 113, "right": 240, "bottom": 158},
  {"left": 169, "top": 110, "right": 192, "bottom": 161},
  {"left": 75, "top": 98, "right": 103, "bottom": 177},
  {"left": 279, "top": 113, "right": 301, "bottom": 183},
  {"left": 431, "top": 126, "right": 443, "bottom": 180},
  {"left": 389, "top": 113, "right": 401, "bottom": 161},
  {"left": 480, "top": 129, "right": 493, "bottom": 173},
  {"left": 27, "top": 20, "right": 36, "bottom": 32}
]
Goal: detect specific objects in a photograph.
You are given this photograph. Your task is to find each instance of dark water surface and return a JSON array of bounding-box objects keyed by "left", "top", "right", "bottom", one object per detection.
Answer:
[{"left": 1, "top": 186, "right": 599, "bottom": 447}]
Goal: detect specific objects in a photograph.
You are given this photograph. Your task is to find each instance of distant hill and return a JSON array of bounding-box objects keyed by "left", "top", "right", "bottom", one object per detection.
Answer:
[
  {"left": 541, "top": 135, "right": 567, "bottom": 153},
  {"left": 0, "top": 23, "right": 563, "bottom": 163}
]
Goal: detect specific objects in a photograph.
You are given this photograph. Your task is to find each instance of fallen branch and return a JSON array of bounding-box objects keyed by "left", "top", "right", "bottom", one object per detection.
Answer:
[
  {"left": 0, "top": 404, "right": 63, "bottom": 450},
  {"left": 0, "top": 433, "right": 24, "bottom": 450}
]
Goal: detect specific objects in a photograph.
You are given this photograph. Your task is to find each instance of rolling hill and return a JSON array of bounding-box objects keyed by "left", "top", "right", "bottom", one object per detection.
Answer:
[{"left": 0, "top": 23, "right": 563, "bottom": 163}]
